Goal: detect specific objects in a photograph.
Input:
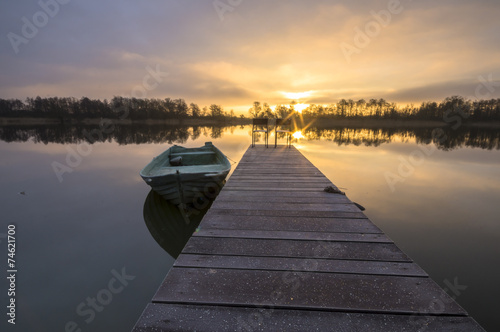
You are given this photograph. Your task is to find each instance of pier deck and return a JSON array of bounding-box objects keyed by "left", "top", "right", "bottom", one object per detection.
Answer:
[{"left": 133, "top": 145, "right": 484, "bottom": 331}]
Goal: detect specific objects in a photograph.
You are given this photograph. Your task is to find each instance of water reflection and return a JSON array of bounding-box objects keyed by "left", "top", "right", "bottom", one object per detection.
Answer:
[
  {"left": 0, "top": 124, "right": 498, "bottom": 150},
  {"left": 143, "top": 189, "right": 211, "bottom": 259},
  {"left": 0, "top": 124, "right": 235, "bottom": 146},
  {"left": 302, "top": 126, "right": 500, "bottom": 150}
]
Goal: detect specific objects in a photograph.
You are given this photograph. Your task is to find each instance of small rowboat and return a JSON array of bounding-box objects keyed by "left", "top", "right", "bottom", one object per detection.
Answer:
[{"left": 140, "top": 142, "right": 231, "bottom": 208}]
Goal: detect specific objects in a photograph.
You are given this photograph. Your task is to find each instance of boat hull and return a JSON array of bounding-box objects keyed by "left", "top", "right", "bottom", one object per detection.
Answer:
[{"left": 147, "top": 171, "right": 228, "bottom": 206}]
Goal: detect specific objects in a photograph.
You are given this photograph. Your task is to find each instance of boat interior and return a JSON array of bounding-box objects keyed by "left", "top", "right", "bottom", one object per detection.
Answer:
[{"left": 168, "top": 150, "right": 218, "bottom": 166}]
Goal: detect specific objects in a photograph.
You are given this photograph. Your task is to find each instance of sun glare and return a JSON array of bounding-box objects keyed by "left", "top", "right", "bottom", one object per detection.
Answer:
[
  {"left": 292, "top": 131, "right": 304, "bottom": 139},
  {"left": 294, "top": 103, "right": 309, "bottom": 113},
  {"left": 282, "top": 91, "right": 313, "bottom": 100}
]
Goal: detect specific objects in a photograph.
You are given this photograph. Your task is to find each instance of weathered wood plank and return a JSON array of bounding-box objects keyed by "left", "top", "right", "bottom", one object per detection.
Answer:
[
  {"left": 230, "top": 173, "right": 325, "bottom": 178},
  {"left": 201, "top": 215, "right": 381, "bottom": 233},
  {"left": 210, "top": 201, "right": 362, "bottom": 212},
  {"left": 215, "top": 193, "right": 351, "bottom": 204},
  {"left": 239, "top": 157, "right": 306, "bottom": 161},
  {"left": 183, "top": 237, "right": 411, "bottom": 262},
  {"left": 205, "top": 208, "right": 367, "bottom": 219},
  {"left": 216, "top": 190, "right": 349, "bottom": 199},
  {"left": 223, "top": 184, "right": 334, "bottom": 190},
  {"left": 234, "top": 164, "right": 316, "bottom": 169},
  {"left": 174, "top": 254, "right": 427, "bottom": 277},
  {"left": 134, "top": 304, "right": 484, "bottom": 332},
  {"left": 237, "top": 162, "right": 314, "bottom": 166},
  {"left": 230, "top": 167, "right": 324, "bottom": 172},
  {"left": 238, "top": 158, "right": 308, "bottom": 163},
  {"left": 153, "top": 268, "right": 466, "bottom": 315},
  {"left": 225, "top": 177, "right": 332, "bottom": 183},
  {"left": 226, "top": 177, "right": 332, "bottom": 183},
  {"left": 194, "top": 229, "right": 392, "bottom": 243},
  {"left": 225, "top": 179, "right": 332, "bottom": 187},
  {"left": 222, "top": 186, "right": 334, "bottom": 192},
  {"left": 234, "top": 167, "right": 317, "bottom": 171}
]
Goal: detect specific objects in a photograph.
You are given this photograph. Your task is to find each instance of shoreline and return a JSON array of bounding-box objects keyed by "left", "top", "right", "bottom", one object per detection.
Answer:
[
  {"left": 0, "top": 117, "right": 252, "bottom": 126},
  {"left": 0, "top": 117, "right": 499, "bottom": 128}
]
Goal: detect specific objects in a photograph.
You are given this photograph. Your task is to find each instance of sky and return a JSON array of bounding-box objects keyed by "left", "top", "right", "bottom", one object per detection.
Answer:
[{"left": 1, "top": 0, "right": 500, "bottom": 114}]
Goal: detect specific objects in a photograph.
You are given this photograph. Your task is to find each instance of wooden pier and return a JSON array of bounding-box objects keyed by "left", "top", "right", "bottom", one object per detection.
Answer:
[{"left": 133, "top": 145, "right": 484, "bottom": 331}]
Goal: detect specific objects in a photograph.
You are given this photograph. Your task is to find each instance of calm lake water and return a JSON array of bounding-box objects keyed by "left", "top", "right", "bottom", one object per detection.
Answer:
[{"left": 0, "top": 124, "right": 499, "bottom": 331}]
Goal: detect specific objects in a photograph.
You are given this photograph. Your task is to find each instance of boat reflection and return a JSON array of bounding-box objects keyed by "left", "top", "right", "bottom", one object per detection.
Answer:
[{"left": 143, "top": 189, "right": 213, "bottom": 259}]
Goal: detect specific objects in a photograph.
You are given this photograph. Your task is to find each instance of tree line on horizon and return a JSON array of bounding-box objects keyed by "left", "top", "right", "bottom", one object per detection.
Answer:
[
  {"left": 0, "top": 96, "right": 238, "bottom": 121},
  {"left": 1, "top": 95, "right": 499, "bottom": 122},
  {"left": 249, "top": 96, "right": 500, "bottom": 122}
]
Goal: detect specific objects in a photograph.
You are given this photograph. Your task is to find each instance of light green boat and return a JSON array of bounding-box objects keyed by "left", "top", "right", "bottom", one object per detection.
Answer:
[{"left": 140, "top": 142, "right": 231, "bottom": 208}]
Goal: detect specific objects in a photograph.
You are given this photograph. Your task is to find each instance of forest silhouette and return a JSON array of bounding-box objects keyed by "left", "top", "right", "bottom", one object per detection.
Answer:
[{"left": 1, "top": 95, "right": 500, "bottom": 123}]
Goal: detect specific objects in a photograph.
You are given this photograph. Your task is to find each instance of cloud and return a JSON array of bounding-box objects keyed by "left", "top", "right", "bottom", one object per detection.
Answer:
[{"left": 1, "top": 0, "right": 500, "bottom": 111}]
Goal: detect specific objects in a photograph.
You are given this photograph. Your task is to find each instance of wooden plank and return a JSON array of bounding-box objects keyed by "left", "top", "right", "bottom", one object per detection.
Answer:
[
  {"left": 214, "top": 194, "right": 351, "bottom": 204},
  {"left": 222, "top": 185, "right": 334, "bottom": 191},
  {"left": 224, "top": 182, "right": 334, "bottom": 189},
  {"left": 232, "top": 169, "right": 323, "bottom": 174},
  {"left": 234, "top": 164, "right": 316, "bottom": 170},
  {"left": 232, "top": 166, "right": 321, "bottom": 174},
  {"left": 201, "top": 215, "right": 382, "bottom": 233},
  {"left": 194, "top": 229, "right": 392, "bottom": 243},
  {"left": 210, "top": 201, "right": 361, "bottom": 212},
  {"left": 239, "top": 155, "right": 311, "bottom": 160},
  {"left": 235, "top": 166, "right": 316, "bottom": 170},
  {"left": 183, "top": 237, "right": 411, "bottom": 262},
  {"left": 237, "top": 162, "right": 314, "bottom": 166},
  {"left": 226, "top": 177, "right": 332, "bottom": 183},
  {"left": 174, "top": 254, "right": 427, "bottom": 277},
  {"left": 234, "top": 163, "right": 318, "bottom": 167},
  {"left": 223, "top": 184, "right": 334, "bottom": 190},
  {"left": 225, "top": 177, "right": 332, "bottom": 183},
  {"left": 238, "top": 158, "right": 308, "bottom": 163},
  {"left": 222, "top": 187, "right": 334, "bottom": 192},
  {"left": 153, "top": 268, "right": 466, "bottom": 315},
  {"left": 215, "top": 190, "right": 349, "bottom": 199},
  {"left": 230, "top": 173, "right": 325, "bottom": 178},
  {"left": 205, "top": 208, "right": 367, "bottom": 219},
  {"left": 134, "top": 304, "right": 484, "bottom": 332}
]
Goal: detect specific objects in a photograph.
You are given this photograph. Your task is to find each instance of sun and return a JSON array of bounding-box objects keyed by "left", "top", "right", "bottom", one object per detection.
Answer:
[
  {"left": 294, "top": 103, "right": 309, "bottom": 113},
  {"left": 292, "top": 131, "right": 304, "bottom": 139}
]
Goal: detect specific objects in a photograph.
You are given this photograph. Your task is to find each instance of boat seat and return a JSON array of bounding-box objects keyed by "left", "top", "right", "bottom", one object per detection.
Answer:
[{"left": 169, "top": 156, "right": 182, "bottom": 166}]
